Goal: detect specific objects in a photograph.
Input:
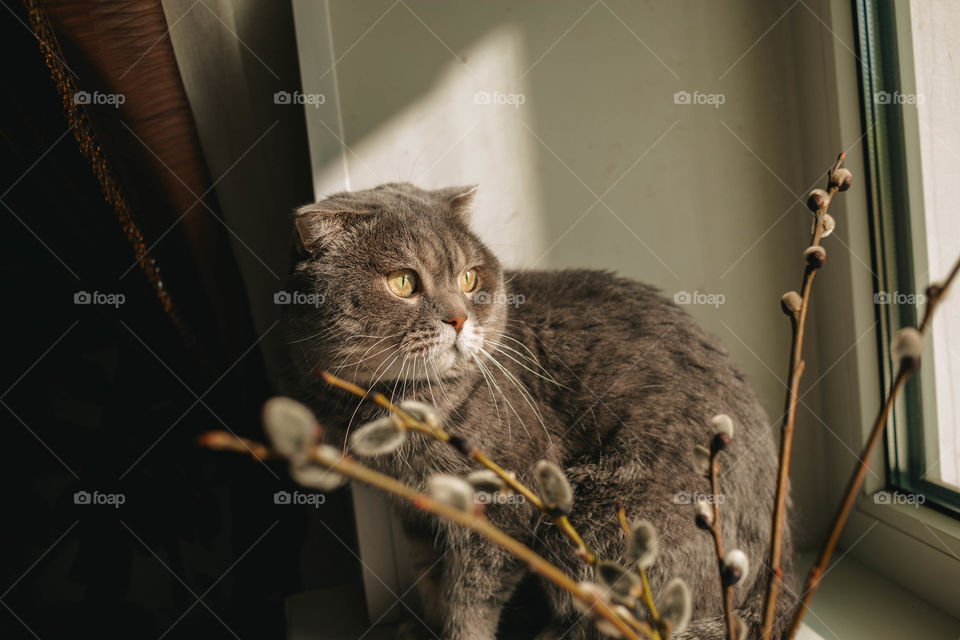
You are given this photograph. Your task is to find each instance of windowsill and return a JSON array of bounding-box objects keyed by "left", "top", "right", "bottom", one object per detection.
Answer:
[
  {"left": 858, "top": 493, "right": 960, "bottom": 555},
  {"left": 835, "top": 494, "right": 960, "bottom": 620},
  {"left": 799, "top": 544, "right": 960, "bottom": 640}
]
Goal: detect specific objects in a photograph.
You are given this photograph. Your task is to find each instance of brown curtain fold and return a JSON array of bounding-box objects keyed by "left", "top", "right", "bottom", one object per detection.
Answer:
[{"left": 26, "top": 0, "right": 268, "bottom": 373}]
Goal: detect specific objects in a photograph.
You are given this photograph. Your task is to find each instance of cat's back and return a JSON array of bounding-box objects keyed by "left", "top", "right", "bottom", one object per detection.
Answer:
[{"left": 501, "top": 268, "right": 760, "bottom": 436}]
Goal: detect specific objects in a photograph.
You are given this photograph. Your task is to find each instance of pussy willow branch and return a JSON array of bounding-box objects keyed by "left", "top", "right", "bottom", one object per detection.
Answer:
[
  {"left": 317, "top": 369, "right": 596, "bottom": 563},
  {"left": 786, "top": 253, "right": 960, "bottom": 638},
  {"left": 761, "top": 153, "right": 846, "bottom": 639},
  {"left": 201, "top": 431, "right": 651, "bottom": 640},
  {"left": 617, "top": 505, "right": 663, "bottom": 640},
  {"left": 707, "top": 453, "right": 738, "bottom": 640}
]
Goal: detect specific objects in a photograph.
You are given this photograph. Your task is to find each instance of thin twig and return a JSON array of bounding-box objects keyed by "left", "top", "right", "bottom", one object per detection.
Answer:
[
  {"left": 709, "top": 454, "right": 737, "bottom": 640},
  {"left": 786, "top": 253, "right": 960, "bottom": 637},
  {"left": 761, "top": 153, "right": 846, "bottom": 639},
  {"left": 318, "top": 369, "right": 596, "bottom": 563},
  {"left": 201, "top": 432, "right": 653, "bottom": 640}
]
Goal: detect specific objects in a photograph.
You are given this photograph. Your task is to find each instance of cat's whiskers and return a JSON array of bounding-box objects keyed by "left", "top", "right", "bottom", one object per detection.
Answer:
[
  {"left": 485, "top": 329, "right": 565, "bottom": 388},
  {"left": 478, "top": 346, "right": 553, "bottom": 447},
  {"left": 286, "top": 323, "right": 341, "bottom": 345},
  {"left": 343, "top": 345, "right": 405, "bottom": 446},
  {"left": 289, "top": 321, "right": 370, "bottom": 347},
  {"left": 421, "top": 354, "right": 440, "bottom": 410},
  {"left": 332, "top": 336, "right": 402, "bottom": 375},
  {"left": 468, "top": 351, "right": 507, "bottom": 442},
  {"left": 429, "top": 356, "right": 470, "bottom": 429},
  {"left": 486, "top": 340, "right": 562, "bottom": 388},
  {"left": 389, "top": 353, "right": 411, "bottom": 406},
  {"left": 471, "top": 350, "right": 529, "bottom": 443}
]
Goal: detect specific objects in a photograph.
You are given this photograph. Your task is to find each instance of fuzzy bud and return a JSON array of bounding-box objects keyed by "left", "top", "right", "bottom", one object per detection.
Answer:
[
  {"left": 426, "top": 474, "right": 475, "bottom": 512},
  {"left": 573, "top": 582, "right": 608, "bottom": 615},
  {"left": 448, "top": 435, "right": 476, "bottom": 456},
  {"left": 625, "top": 519, "right": 659, "bottom": 570},
  {"left": 289, "top": 445, "right": 347, "bottom": 491},
  {"left": 534, "top": 460, "right": 574, "bottom": 517},
  {"left": 692, "top": 445, "right": 712, "bottom": 477},
  {"left": 348, "top": 416, "right": 406, "bottom": 457},
  {"left": 397, "top": 400, "right": 440, "bottom": 430},
  {"left": 804, "top": 245, "right": 827, "bottom": 269},
  {"left": 466, "top": 469, "right": 507, "bottom": 494},
  {"left": 594, "top": 604, "right": 635, "bottom": 638},
  {"left": 891, "top": 327, "right": 923, "bottom": 372},
  {"left": 820, "top": 213, "right": 836, "bottom": 238},
  {"left": 781, "top": 291, "right": 802, "bottom": 316},
  {"left": 710, "top": 414, "right": 734, "bottom": 452},
  {"left": 659, "top": 578, "right": 692, "bottom": 634},
  {"left": 722, "top": 549, "right": 750, "bottom": 586},
  {"left": 830, "top": 167, "right": 853, "bottom": 192},
  {"left": 596, "top": 560, "right": 640, "bottom": 605},
  {"left": 694, "top": 497, "right": 713, "bottom": 530},
  {"left": 807, "top": 188, "right": 829, "bottom": 212},
  {"left": 262, "top": 397, "right": 319, "bottom": 458}
]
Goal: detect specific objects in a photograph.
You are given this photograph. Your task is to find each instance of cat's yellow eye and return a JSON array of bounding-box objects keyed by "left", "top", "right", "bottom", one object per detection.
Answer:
[
  {"left": 461, "top": 269, "right": 479, "bottom": 293},
  {"left": 387, "top": 269, "right": 418, "bottom": 297}
]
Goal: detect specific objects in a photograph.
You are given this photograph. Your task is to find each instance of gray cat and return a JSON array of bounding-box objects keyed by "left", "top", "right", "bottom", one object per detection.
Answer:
[{"left": 284, "top": 183, "right": 794, "bottom": 639}]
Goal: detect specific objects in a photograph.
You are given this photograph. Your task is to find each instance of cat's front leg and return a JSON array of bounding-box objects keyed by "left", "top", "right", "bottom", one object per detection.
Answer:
[{"left": 436, "top": 527, "right": 526, "bottom": 640}]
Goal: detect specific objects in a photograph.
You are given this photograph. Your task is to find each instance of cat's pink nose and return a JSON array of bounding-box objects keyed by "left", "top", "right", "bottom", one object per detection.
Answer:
[{"left": 445, "top": 315, "right": 467, "bottom": 334}]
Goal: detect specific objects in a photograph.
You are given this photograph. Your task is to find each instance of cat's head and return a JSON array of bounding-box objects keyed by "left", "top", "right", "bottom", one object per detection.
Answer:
[{"left": 286, "top": 182, "right": 506, "bottom": 386}]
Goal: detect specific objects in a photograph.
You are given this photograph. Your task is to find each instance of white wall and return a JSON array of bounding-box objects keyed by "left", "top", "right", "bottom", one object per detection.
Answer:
[
  {"left": 296, "top": 0, "right": 859, "bottom": 544},
  {"left": 289, "top": 4, "right": 904, "bottom": 627}
]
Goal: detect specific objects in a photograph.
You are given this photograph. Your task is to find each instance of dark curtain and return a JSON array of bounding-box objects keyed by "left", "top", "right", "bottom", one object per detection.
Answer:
[{"left": 1, "top": 1, "right": 357, "bottom": 638}]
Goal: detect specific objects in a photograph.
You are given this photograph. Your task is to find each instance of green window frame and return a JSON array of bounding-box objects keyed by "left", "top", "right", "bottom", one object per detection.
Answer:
[{"left": 856, "top": 0, "right": 960, "bottom": 516}]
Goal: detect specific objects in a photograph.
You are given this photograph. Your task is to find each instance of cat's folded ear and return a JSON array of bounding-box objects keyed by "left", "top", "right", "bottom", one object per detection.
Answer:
[
  {"left": 434, "top": 185, "right": 478, "bottom": 219},
  {"left": 293, "top": 205, "right": 358, "bottom": 255}
]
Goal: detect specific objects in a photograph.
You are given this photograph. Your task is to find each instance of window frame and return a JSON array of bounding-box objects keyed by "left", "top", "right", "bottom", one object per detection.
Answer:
[{"left": 856, "top": 0, "right": 960, "bottom": 516}]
